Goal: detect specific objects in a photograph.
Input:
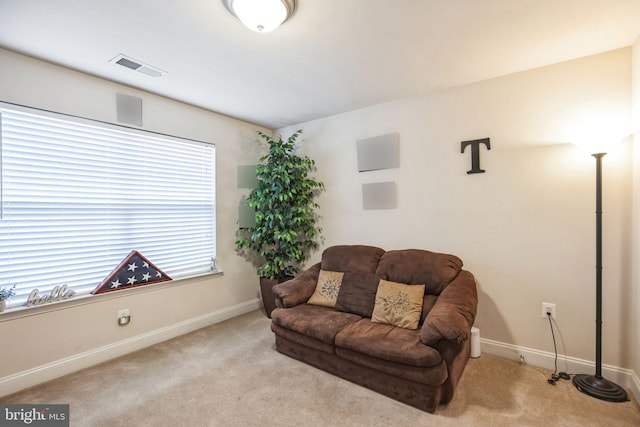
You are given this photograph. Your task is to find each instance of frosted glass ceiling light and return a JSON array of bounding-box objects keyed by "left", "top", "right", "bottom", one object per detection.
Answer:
[{"left": 223, "top": 0, "right": 296, "bottom": 33}]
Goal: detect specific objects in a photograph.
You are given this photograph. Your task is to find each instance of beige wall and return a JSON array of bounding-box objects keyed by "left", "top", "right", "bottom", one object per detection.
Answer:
[
  {"left": 0, "top": 48, "right": 266, "bottom": 395},
  {"left": 279, "top": 49, "right": 634, "bottom": 370}
]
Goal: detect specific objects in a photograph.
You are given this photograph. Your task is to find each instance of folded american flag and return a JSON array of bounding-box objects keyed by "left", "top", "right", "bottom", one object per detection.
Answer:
[{"left": 92, "top": 250, "right": 171, "bottom": 294}]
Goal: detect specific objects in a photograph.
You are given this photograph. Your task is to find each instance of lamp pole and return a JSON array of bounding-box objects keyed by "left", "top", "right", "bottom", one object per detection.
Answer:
[{"left": 572, "top": 152, "right": 628, "bottom": 402}]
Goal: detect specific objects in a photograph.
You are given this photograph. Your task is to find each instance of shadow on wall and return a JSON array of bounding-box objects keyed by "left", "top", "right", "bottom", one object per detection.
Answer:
[
  {"left": 460, "top": 280, "right": 522, "bottom": 407},
  {"left": 474, "top": 280, "right": 513, "bottom": 350}
]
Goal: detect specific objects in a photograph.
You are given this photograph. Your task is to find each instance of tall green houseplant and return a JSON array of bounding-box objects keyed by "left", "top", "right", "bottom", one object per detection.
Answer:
[{"left": 236, "top": 130, "right": 324, "bottom": 281}]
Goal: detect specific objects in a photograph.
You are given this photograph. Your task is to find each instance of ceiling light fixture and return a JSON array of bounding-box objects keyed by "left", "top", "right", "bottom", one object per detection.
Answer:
[{"left": 222, "top": 0, "right": 296, "bottom": 33}]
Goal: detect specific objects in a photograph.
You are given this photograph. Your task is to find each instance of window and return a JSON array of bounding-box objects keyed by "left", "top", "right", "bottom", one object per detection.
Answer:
[{"left": 0, "top": 103, "right": 216, "bottom": 308}]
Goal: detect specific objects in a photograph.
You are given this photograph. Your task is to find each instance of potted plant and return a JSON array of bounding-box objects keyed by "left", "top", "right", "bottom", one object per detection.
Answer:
[
  {"left": 236, "top": 129, "right": 324, "bottom": 317},
  {"left": 0, "top": 284, "right": 16, "bottom": 312}
]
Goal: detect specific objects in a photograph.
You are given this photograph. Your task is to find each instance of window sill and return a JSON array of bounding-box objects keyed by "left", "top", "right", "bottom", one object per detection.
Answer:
[{"left": 0, "top": 270, "right": 224, "bottom": 322}]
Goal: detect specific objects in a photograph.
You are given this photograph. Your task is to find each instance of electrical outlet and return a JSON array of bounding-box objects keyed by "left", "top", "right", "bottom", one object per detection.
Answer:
[
  {"left": 117, "top": 309, "right": 131, "bottom": 326},
  {"left": 541, "top": 302, "right": 556, "bottom": 320}
]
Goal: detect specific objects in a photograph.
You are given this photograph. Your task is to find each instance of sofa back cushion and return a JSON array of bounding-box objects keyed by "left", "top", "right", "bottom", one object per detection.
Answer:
[
  {"left": 321, "top": 245, "right": 385, "bottom": 274},
  {"left": 375, "top": 249, "right": 462, "bottom": 295}
]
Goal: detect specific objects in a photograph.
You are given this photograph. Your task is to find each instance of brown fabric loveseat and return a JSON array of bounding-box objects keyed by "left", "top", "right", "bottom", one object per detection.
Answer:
[{"left": 270, "top": 245, "right": 478, "bottom": 413}]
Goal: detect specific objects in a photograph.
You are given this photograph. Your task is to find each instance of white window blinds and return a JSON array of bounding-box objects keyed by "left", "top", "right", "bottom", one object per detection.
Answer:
[{"left": 0, "top": 104, "right": 216, "bottom": 308}]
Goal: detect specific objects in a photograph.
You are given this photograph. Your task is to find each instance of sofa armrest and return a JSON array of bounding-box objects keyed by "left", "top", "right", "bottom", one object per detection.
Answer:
[
  {"left": 420, "top": 270, "right": 478, "bottom": 347},
  {"left": 272, "top": 263, "right": 321, "bottom": 308}
]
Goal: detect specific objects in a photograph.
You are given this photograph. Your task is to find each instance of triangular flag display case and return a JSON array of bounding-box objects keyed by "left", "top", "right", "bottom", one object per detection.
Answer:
[{"left": 92, "top": 250, "right": 171, "bottom": 294}]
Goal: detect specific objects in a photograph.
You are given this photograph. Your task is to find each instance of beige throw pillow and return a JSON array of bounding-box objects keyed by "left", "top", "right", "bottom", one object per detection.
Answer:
[
  {"left": 371, "top": 279, "right": 425, "bottom": 330},
  {"left": 307, "top": 270, "right": 345, "bottom": 308}
]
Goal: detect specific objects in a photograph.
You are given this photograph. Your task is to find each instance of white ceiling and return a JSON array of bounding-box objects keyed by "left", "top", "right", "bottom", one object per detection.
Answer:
[{"left": 1, "top": 0, "right": 639, "bottom": 129}]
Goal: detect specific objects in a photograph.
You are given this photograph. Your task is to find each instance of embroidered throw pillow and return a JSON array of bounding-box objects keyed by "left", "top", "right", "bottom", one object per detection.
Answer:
[
  {"left": 307, "top": 270, "right": 345, "bottom": 308},
  {"left": 371, "top": 279, "right": 425, "bottom": 330}
]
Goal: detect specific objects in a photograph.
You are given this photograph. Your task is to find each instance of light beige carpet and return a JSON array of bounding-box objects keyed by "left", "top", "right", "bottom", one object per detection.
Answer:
[{"left": 2, "top": 310, "right": 639, "bottom": 426}]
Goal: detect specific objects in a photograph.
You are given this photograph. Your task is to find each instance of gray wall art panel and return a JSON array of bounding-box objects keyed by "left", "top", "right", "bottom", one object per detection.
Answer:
[
  {"left": 237, "top": 165, "right": 258, "bottom": 188},
  {"left": 356, "top": 133, "right": 399, "bottom": 172}
]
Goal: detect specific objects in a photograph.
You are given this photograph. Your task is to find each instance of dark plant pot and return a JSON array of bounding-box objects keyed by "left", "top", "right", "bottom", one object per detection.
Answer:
[{"left": 260, "top": 276, "right": 293, "bottom": 318}]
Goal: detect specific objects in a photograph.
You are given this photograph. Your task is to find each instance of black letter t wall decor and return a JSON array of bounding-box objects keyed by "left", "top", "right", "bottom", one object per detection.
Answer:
[{"left": 461, "top": 138, "right": 491, "bottom": 174}]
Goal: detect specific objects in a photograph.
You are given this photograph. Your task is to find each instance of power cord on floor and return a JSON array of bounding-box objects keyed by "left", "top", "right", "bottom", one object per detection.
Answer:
[{"left": 546, "top": 312, "right": 570, "bottom": 385}]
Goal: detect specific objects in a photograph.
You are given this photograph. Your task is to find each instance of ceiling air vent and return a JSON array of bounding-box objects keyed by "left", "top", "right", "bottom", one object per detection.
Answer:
[{"left": 110, "top": 54, "right": 165, "bottom": 78}]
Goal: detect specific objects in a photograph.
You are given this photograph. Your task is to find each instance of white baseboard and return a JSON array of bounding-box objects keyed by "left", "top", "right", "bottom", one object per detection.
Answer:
[
  {"left": 3, "top": 308, "right": 638, "bottom": 404},
  {"left": 0, "top": 298, "right": 261, "bottom": 398},
  {"left": 480, "top": 338, "right": 640, "bottom": 401}
]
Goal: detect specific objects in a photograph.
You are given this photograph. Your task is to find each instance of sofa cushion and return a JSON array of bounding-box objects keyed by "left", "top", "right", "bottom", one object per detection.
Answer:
[
  {"left": 335, "top": 347, "right": 448, "bottom": 386},
  {"left": 334, "top": 271, "right": 380, "bottom": 317},
  {"left": 371, "top": 280, "right": 425, "bottom": 330},
  {"left": 375, "top": 249, "right": 463, "bottom": 295},
  {"left": 307, "top": 270, "right": 344, "bottom": 308},
  {"left": 271, "top": 322, "right": 336, "bottom": 354},
  {"left": 335, "top": 319, "right": 442, "bottom": 367},
  {"left": 271, "top": 304, "right": 361, "bottom": 346},
  {"left": 321, "top": 245, "right": 385, "bottom": 274}
]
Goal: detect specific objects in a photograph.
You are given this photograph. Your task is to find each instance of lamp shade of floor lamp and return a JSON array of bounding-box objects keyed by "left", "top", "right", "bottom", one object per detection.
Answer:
[{"left": 572, "top": 152, "right": 628, "bottom": 402}]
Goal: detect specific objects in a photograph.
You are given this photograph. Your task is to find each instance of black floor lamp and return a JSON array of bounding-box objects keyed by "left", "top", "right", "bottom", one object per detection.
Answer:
[{"left": 572, "top": 152, "right": 628, "bottom": 402}]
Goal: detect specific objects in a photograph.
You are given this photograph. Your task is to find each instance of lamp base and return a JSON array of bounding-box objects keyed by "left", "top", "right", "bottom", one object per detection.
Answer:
[{"left": 573, "top": 374, "right": 628, "bottom": 402}]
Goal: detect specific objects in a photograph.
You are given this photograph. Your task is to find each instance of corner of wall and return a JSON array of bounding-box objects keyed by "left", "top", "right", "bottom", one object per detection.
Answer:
[{"left": 631, "top": 34, "right": 640, "bottom": 385}]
